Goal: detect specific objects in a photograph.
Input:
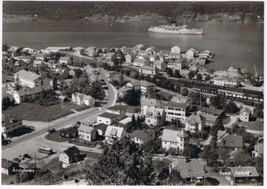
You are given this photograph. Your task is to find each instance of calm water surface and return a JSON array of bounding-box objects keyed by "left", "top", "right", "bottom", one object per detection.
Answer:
[{"left": 3, "top": 21, "right": 263, "bottom": 72}]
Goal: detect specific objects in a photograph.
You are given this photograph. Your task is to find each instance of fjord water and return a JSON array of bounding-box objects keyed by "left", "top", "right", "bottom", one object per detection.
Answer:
[{"left": 3, "top": 21, "right": 263, "bottom": 72}]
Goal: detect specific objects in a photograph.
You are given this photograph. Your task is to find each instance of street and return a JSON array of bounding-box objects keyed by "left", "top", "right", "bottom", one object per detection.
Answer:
[{"left": 2, "top": 68, "right": 117, "bottom": 151}]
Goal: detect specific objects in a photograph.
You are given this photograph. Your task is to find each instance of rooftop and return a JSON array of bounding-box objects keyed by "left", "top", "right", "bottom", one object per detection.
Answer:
[
  {"left": 173, "top": 159, "right": 205, "bottom": 179},
  {"left": 15, "top": 70, "right": 41, "bottom": 81},
  {"left": 2, "top": 158, "right": 18, "bottom": 169},
  {"left": 131, "top": 130, "right": 154, "bottom": 141},
  {"left": 218, "top": 134, "right": 243, "bottom": 148},
  {"left": 98, "top": 112, "right": 120, "bottom": 119},
  {"left": 230, "top": 166, "right": 259, "bottom": 178},
  {"left": 162, "top": 129, "right": 185, "bottom": 142}
]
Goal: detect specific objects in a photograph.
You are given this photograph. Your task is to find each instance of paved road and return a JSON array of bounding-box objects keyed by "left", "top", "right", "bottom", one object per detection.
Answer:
[{"left": 3, "top": 68, "right": 117, "bottom": 150}]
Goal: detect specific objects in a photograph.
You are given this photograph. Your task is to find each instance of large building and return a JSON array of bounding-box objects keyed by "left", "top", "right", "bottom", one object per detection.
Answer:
[
  {"left": 2, "top": 114, "right": 24, "bottom": 138},
  {"left": 161, "top": 129, "right": 186, "bottom": 151},
  {"left": 14, "top": 70, "right": 46, "bottom": 88}
]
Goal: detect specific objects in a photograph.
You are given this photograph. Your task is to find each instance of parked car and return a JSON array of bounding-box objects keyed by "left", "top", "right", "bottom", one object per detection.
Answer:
[
  {"left": 13, "top": 158, "right": 21, "bottom": 163},
  {"left": 23, "top": 154, "right": 32, "bottom": 159},
  {"left": 47, "top": 128, "right": 56, "bottom": 134}
]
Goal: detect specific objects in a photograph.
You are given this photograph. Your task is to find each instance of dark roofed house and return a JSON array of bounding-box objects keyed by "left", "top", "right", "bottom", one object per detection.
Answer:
[
  {"left": 59, "top": 146, "right": 82, "bottom": 168},
  {"left": 169, "top": 159, "right": 205, "bottom": 185},
  {"left": 218, "top": 134, "right": 243, "bottom": 150},
  {"left": 2, "top": 158, "right": 20, "bottom": 175},
  {"left": 60, "top": 126, "right": 78, "bottom": 139},
  {"left": 131, "top": 130, "right": 155, "bottom": 145},
  {"left": 199, "top": 107, "right": 225, "bottom": 116},
  {"left": 230, "top": 166, "right": 259, "bottom": 185}
]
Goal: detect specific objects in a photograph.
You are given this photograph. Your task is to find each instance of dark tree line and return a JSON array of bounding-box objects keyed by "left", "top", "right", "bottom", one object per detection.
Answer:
[{"left": 3, "top": 2, "right": 263, "bottom": 21}]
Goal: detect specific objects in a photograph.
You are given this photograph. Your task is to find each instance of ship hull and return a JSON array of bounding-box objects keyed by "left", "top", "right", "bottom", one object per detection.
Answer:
[{"left": 148, "top": 27, "right": 203, "bottom": 35}]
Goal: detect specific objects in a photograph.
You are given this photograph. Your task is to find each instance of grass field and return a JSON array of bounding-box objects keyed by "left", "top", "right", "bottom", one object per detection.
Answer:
[{"left": 4, "top": 102, "right": 89, "bottom": 122}]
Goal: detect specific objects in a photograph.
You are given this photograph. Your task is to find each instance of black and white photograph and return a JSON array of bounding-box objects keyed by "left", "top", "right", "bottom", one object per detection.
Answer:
[{"left": 1, "top": 0, "right": 264, "bottom": 187}]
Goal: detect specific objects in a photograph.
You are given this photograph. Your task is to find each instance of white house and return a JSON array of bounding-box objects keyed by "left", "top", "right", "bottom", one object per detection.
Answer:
[
  {"left": 171, "top": 45, "right": 181, "bottom": 54},
  {"left": 154, "top": 59, "right": 167, "bottom": 72},
  {"left": 73, "top": 47, "right": 85, "bottom": 55},
  {"left": 186, "top": 48, "right": 196, "bottom": 60},
  {"left": 45, "top": 47, "right": 71, "bottom": 53},
  {"left": 239, "top": 108, "right": 251, "bottom": 122},
  {"left": 14, "top": 70, "right": 42, "bottom": 88},
  {"left": 59, "top": 56, "right": 71, "bottom": 65},
  {"left": 161, "top": 129, "right": 186, "bottom": 151},
  {"left": 72, "top": 92, "right": 95, "bottom": 107},
  {"left": 140, "top": 80, "right": 156, "bottom": 94},
  {"left": 125, "top": 53, "right": 136, "bottom": 64},
  {"left": 97, "top": 112, "right": 122, "bottom": 125},
  {"left": 213, "top": 76, "right": 240, "bottom": 87},
  {"left": 85, "top": 47, "right": 96, "bottom": 57},
  {"left": 133, "top": 56, "right": 149, "bottom": 67},
  {"left": 139, "top": 66, "right": 158, "bottom": 76},
  {"left": 131, "top": 130, "right": 154, "bottom": 145},
  {"left": 145, "top": 107, "right": 165, "bottom": 126},
  {"left": 78, "top": 124, "right": 95, "bottom": 142},
  {"left": 59, "top": 146, "right": 81, "bottom": 168},
  {"left": 185, "top": 112, "right": 205, "bottom": 133},
  {"left": 104, "top": 125, "right": 125, "bottom": 144}
]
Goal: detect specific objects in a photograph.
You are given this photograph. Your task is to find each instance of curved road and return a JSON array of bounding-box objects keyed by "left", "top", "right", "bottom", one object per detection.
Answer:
[{"left": 3, "top": 68, "right": 117, "bottom": 150}]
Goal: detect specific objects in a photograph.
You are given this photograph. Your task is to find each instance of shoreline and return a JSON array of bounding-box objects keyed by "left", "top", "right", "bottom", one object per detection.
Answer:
[{"left": 3, "top": 13, "right": 263, "bottom": 24}]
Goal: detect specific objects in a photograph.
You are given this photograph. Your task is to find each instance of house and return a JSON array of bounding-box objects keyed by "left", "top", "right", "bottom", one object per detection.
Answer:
[
  {"left": 2, "top": 158, "right": 20, "bottom": 175},
  {"left": 78, "top": 124, "right": 96, "bottom": 142},
  {"left": 45, "top": 47, "right": 71, "bottom": 53},
  {"left": 59, "top": 146, "right": 82, "bottom": 168},
  {"left": 59, "top": 56, "right": 71, "bottom": 65},
  {"left": 171, "top": 94, "right": 191, "bottom": 104},
  {"left": 161, "top": 129, "right": 186, "bottom": 151},
  {"left": 217, "top": 130, "right": 227, "bottom": 142},
  {"left": 125, "top": 53, "right": 136, "bottom": 64},
  {"left": 35, "top": 53, "right": 46, "bottom": 61},
  {"left": 7, "top": 85, "right": 50, "bottom": 104},
  {"left": 186, "top": 48, "right": 196, "bottom": 60},
  {"left": 33, "top": 60, "right": 43, "bottom": 67},
  {"left": 218, "top": 134, "right": 243, "bottom": 150},
  {"left": 140, "top": 80, "right": 156, "bottom": 94},
  {"left": 168, "top": 52, "right": 181, "bottom": 61},
  {"left": 200, "top": 114, "right": 218, "bottom": 127},
  {"left": 131, "top": 130, "right": 155, "bottom": 145},
  {"left": 133, "top": 44, "right": 145, "bottom": 52},
  {"left": 239, "top": 108, "right": 251, "bottom": 122},
  {"left": 72, "top": 92, "right": 95, "bottom": 107},
  {"left": 139, "top": 66, "right": 158, "bottom": 76},
  {"left": 169, "top": 159, "right": 205, "bottom": 184},
  {"left": 185, "top": 112, "right": 205, "bottom": 133},
  {"left": 69, "top": 70, "right": 76, "bottom": 77},
  {"left": 154, "top": 59, "right": 167, "bottom": 72},
  {"left": 145, "top": 46, "right": 156, "bottom": 55},
  {"left": 198, "top": 107, "right": 225, "bottom": 116},
  {"left": 145, "top": 107, "right": 165, "bottom": 126},
  {"left": 105, "top": 125, "right": 125, "bottom": 144},
  {"left": 171, "top": 45, "right": 181, "bottom": 54},
  {"left": 73, "top": 47, "right": 85, "bottom": 55},
  {"left": 59, "top": 126, "right": 78, "bottom": 139},
  {"left": 106, "top": 105, "right": 126, "bottom": 116},
  {"left": 252, "top": 137, "right": 263, "bottom": 158},
  {"left": 133, "top": 56, "right": 149, "bottom": 67},
  {"left": 85, "top": 47, "right": 96, "bottom": 57},
  {"left": 14, "top": 70, "right": 42, "bottom": 88},
  {"left": 179, "top": 69, "right": 190, "bottom": 78},
  {"left": 97, "top": 112, "right": 124, "bottom": 125},
  {"left": 229, "top": 166, "right": 259, "bottom": 185},
  {"left": 213, "top": 76, "right": 241, "bottom": 87},
  {"left": 2, "top": 114, "right": 24, "bottom": 138}
]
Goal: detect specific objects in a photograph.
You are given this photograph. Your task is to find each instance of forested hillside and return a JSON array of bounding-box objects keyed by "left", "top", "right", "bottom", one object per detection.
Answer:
[{"left": 3, "top": 1, "right": 264, "bottom": 21}]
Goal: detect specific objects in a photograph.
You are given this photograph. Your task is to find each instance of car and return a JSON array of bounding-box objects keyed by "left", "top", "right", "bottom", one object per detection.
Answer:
[
  {"left": 23, "top": 154, "right": 32, "bottom": 159},
  {"left": 47, "top": 128, "right": 56, "bottom": 133},
  {"left": 13, "top": 158, "right": 21, "bottom": 163}
]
